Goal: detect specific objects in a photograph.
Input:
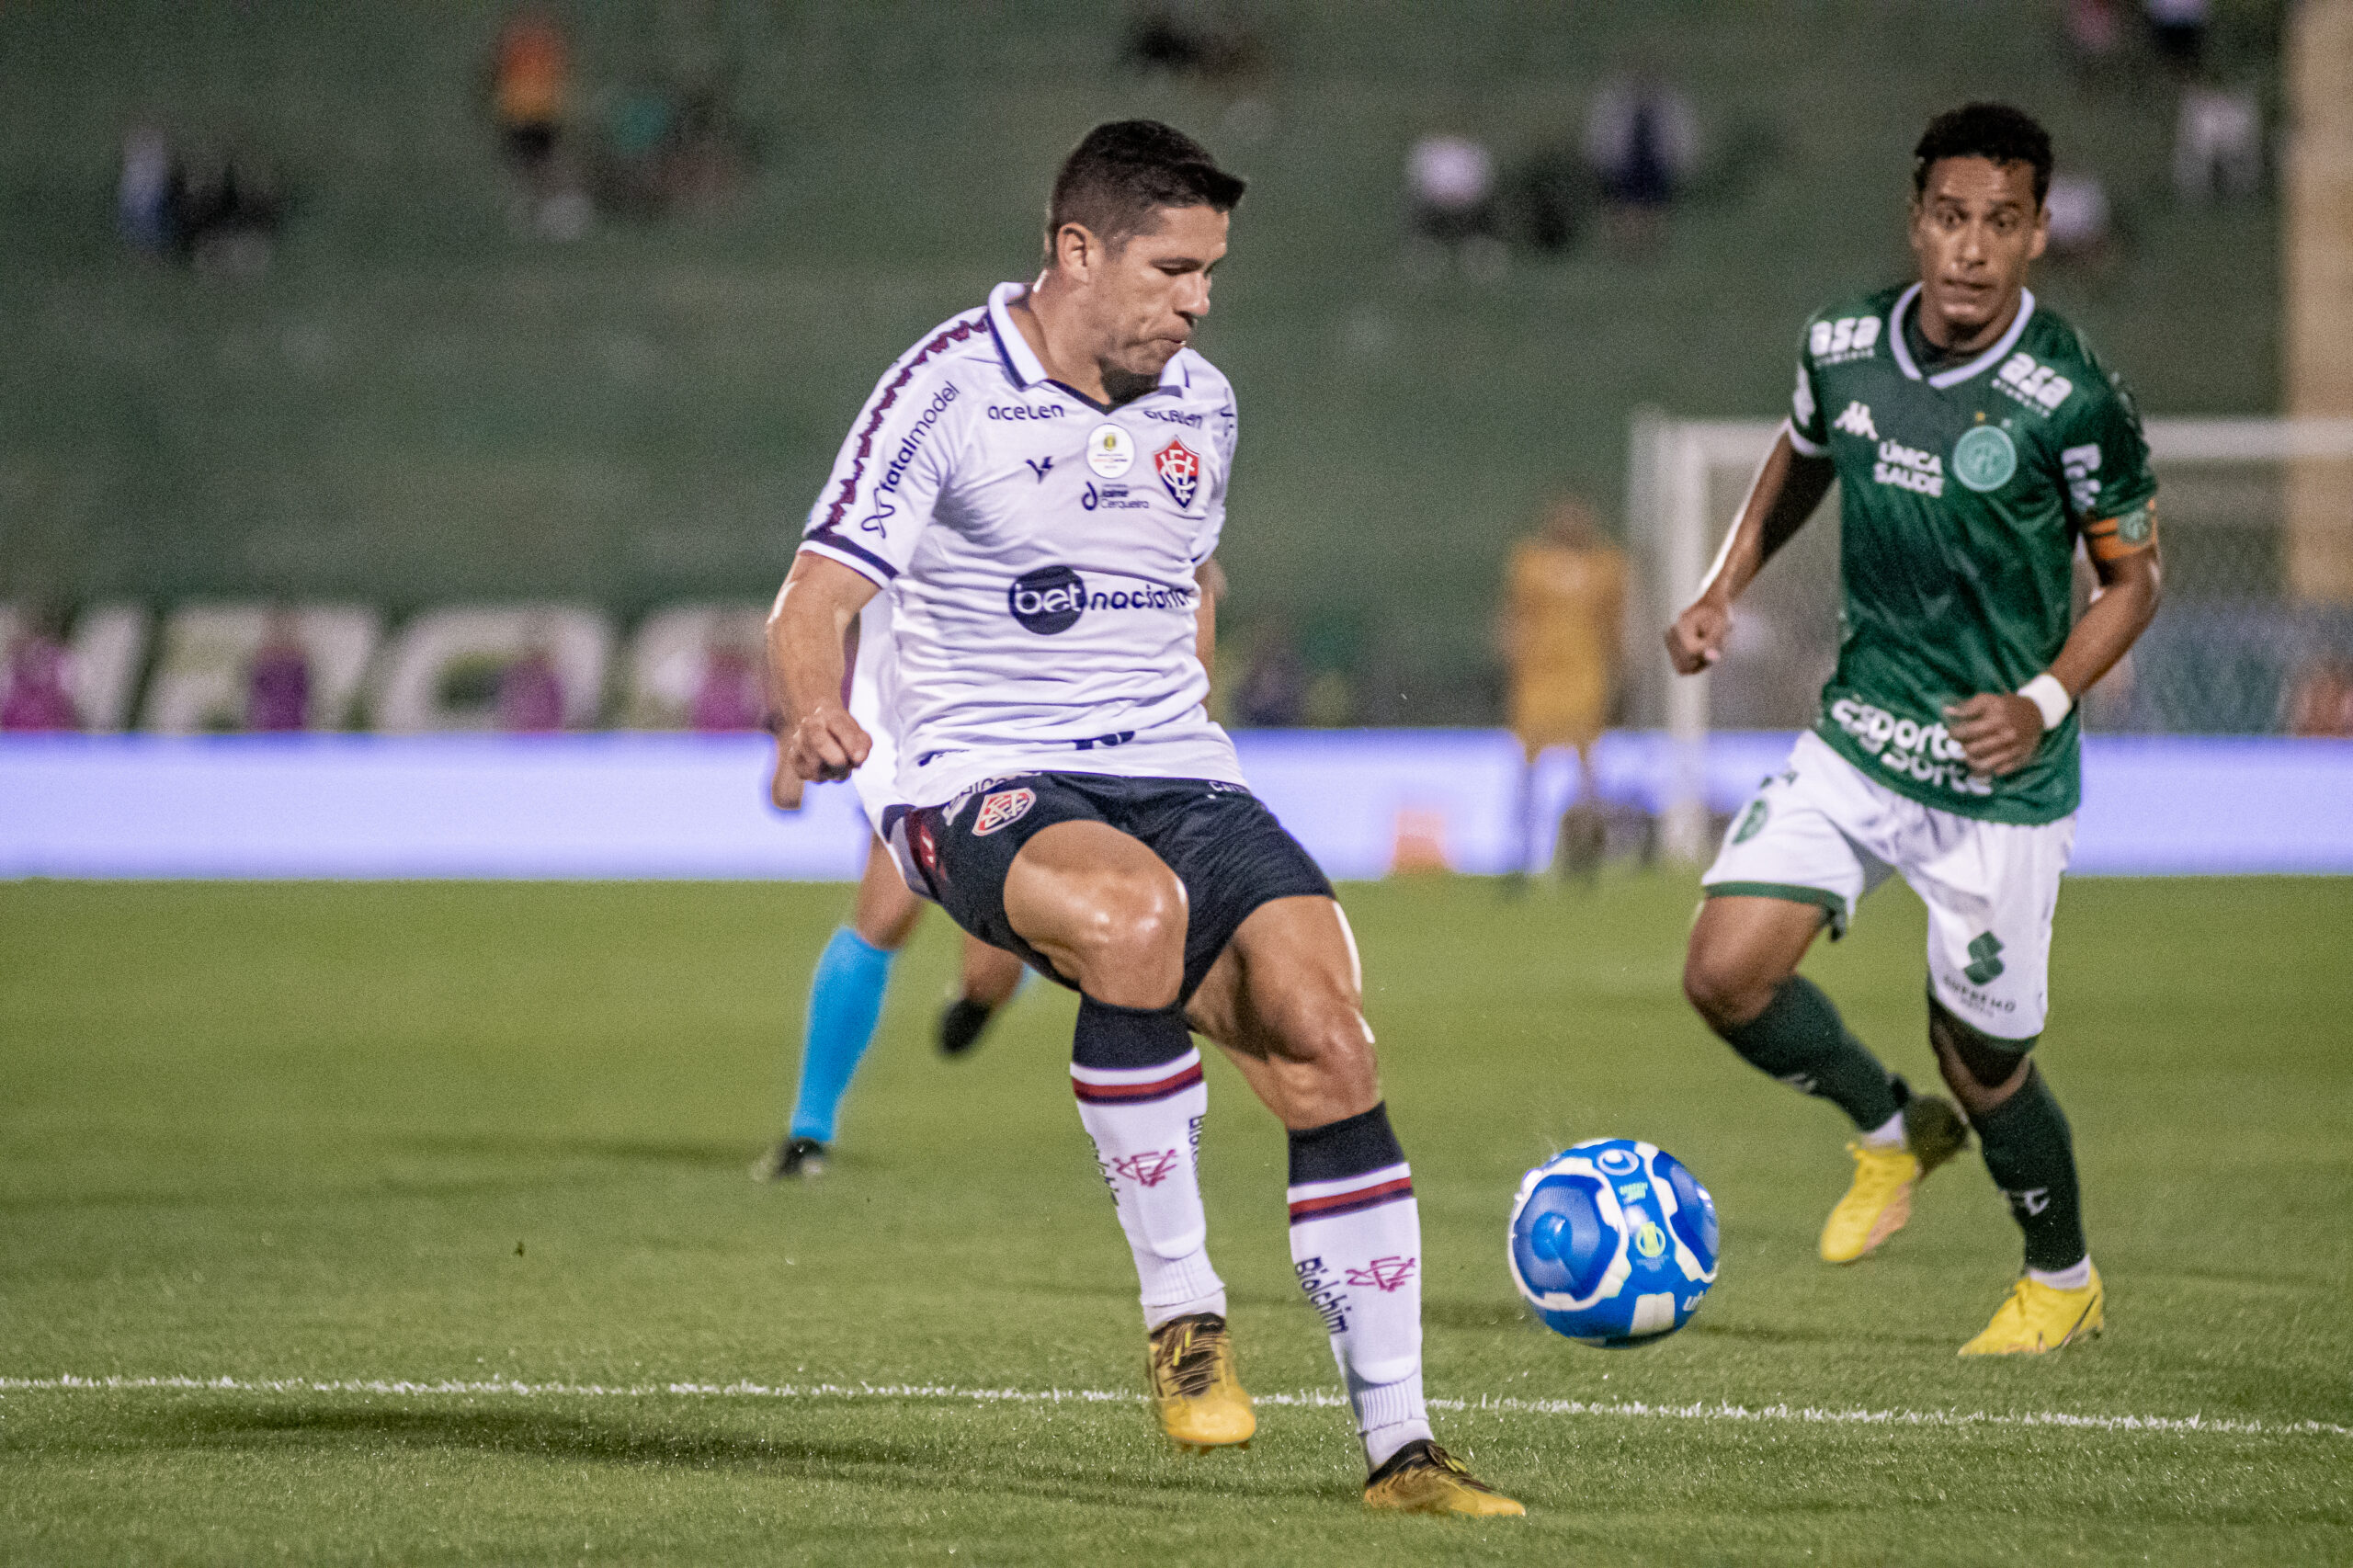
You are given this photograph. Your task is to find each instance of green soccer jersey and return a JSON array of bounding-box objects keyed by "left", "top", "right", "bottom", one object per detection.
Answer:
[{"left": 1787, "top": 283, "right": 2157, "bottom": 824}]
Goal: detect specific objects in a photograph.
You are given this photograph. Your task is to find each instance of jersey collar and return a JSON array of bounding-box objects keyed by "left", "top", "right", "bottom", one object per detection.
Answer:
[
  {"left": 1887, "top": 282, "right": 2035, "bottom": 390},
  {"left": 984, "top": 279, "right": 1192, "bottom": 402}
]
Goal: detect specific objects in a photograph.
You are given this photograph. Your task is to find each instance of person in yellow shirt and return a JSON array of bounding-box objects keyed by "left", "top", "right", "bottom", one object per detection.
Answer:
[{"left": 1499, "top": 498, "right": 1628, "bottom": 879}]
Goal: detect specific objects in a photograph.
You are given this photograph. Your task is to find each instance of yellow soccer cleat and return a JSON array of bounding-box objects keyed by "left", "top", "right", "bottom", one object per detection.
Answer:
[
  {"left": 1145, "top": 1312, "right": 1256, "bottom": 1451},
  {"left": 1818, "top": 1096, "right": 1970, "bottom": 1264},
  {"left": 1819, "top": 1143, "right": 1921, "bottom": 1263},
  {"left": 1363, "top": 1439, "right": 1527, "bottom": 1517},
  {"left": 1959, "top": 1267, "right": 2105, "bottom": 1356}
]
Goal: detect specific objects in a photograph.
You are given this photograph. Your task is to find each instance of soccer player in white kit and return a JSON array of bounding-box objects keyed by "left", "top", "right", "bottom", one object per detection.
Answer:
[{"left": 767, "top": 121, "right": 1521, "bottom": 1516}]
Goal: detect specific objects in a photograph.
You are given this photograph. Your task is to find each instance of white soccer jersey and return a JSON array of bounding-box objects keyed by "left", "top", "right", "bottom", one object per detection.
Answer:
[
  {"left": 844, "top": 594, "right": 901, "bottom": 825},
  {"left": 799, "top": 281, "right": 1245, "bottom": 810}
]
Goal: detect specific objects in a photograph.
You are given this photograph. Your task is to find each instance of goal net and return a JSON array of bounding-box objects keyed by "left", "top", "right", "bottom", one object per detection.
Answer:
[{"left": 1628, "top": 415, "right": 2353, "bottom": 861}]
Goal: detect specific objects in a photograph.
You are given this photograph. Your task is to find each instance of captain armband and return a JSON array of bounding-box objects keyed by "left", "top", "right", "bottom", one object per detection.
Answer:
[{"left": 2082, "top": 503, "right": 2156, "bottom": 563}]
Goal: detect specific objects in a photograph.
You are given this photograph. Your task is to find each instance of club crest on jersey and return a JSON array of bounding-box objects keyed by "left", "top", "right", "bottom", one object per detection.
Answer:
[
  {"left": 972, "top": 787, "right": 1037, "bottom": 836},
  {"left": 1153, "top": 437, "right": 1200, "bottom": 508}
]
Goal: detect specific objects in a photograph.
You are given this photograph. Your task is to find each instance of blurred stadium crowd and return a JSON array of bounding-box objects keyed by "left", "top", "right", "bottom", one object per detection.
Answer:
[{"left": 1, "top": 0, "right": 2336, "bottom": 738}]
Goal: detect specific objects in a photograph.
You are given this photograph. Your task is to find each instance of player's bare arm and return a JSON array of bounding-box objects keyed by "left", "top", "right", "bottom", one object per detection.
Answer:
[
  {"left": 1947, "top": 534, "right": 2161, "bottom": 775},
  {"left": 1666, "top": 429, "right": 1836, "bottom": 675},
  {"left": 766, "top": 551, "right": 878, "bottom": 784}
]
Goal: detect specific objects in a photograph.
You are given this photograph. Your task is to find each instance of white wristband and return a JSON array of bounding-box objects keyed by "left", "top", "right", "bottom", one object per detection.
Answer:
[{"left": 2018, "top": 673, "right": 2073, "bottom": 731}]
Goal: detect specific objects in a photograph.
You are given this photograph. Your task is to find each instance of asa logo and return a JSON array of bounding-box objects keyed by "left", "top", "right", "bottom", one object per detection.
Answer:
[
  {"left": 1808, "top": 313, "right": 1883, "bottom": 363},
  {"left": 1832, "top": 401, "right": 1878, "bottom": 439},
  {"left": 1154, "top": 437, "right": 1200, "bottom": 508},
  {"left": 1995, "top": 352, "right": 2075, "bottom": 413},
  {"left": 972, "top": 787, "right": 1037, "bottom": 837}
]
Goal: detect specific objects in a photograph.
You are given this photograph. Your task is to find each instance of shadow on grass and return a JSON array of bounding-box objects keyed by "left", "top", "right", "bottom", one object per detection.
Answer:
[
  {"left": 388, "top": 1133, "right": 752, "bottom": 1170},
  {"left": 95, "top": 1401, "right": 1353, "bottom": 1510}
]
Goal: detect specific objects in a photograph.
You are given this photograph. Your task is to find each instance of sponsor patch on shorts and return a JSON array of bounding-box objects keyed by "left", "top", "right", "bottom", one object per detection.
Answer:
[{"left": 972, "top": 788, "right": 1037, "bottom": 836}]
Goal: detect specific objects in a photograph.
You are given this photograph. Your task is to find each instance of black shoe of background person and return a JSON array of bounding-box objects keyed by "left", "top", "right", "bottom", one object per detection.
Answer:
[
  {"left": 750, "top": 1136, "right": 827, "bottom": 1182},
  {"left": 938, "top": 997, "right": 1001, "bottom": 1058}
]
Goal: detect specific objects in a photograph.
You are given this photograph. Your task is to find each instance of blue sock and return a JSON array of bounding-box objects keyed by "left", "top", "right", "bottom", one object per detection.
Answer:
[{"left": 787, "top": 928, "right": 896, "bottom": 1142}]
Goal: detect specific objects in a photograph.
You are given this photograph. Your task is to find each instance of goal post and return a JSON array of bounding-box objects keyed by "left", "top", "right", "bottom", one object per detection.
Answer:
[{"left": 1631, "top": 414, "right": 2353, "bottom": 863}]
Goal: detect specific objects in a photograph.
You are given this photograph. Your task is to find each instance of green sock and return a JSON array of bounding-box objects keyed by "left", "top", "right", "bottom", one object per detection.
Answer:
[
  {"left": 1717, "top": 976, "right": 1903, "bottom": 1133},
  {"left": 1969, "top": 1065, "right": 2086, "bottom": 1273}
]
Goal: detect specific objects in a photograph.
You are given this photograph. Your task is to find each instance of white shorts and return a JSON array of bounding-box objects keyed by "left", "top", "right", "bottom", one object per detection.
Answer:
[{"left": 1702, "top": 731, "right": 2075, "bottom": 1040}]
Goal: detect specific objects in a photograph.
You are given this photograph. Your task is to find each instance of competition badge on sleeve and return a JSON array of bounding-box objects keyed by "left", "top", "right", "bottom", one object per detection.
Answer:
[{"left": 1153, "top": 437, "right": 1200, "bottom": 508}]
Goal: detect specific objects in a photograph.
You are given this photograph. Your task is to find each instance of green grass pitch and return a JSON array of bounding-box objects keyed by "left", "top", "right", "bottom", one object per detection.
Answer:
[{"left": 3, "top": 873, "right": 2348, "bottom": 1565}]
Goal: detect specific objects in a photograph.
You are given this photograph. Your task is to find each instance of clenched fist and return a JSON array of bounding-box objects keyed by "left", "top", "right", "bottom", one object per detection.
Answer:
[
  {"left": 1942, "top": 692, "right": 2045, "bottom": 778},
  {"left": 787, "top": 705, "right": 872, "bottom": 786},
  {"left": 1666, "top": 597, "right": 1732, "bottom": 676}
]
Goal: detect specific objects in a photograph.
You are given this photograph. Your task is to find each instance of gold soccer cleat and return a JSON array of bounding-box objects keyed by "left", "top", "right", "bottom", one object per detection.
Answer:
[
  {"left": 1819, "top": 1143, "right": 1921, "bottom": 1263},
  {"left": 1818, "top": 1096, "right": 1970, "bottom": 1264},
  {"left": 1363, "top": 1440, "right": 1527, "bottom": 1517},
  {"left": 1959, "top": 1267, "right": 2105, "bottom": 1356},
  {"left": 1146, "top": 1312, "right": 1256, "bottom": 1451}
]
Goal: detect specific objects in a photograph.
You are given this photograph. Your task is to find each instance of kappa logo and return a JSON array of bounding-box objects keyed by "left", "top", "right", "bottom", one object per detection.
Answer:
[
  {"left": 1995, "top": 352, "right": 2075, "bottom": 413},
  {"left": 1832, "top": 401, "right": 1878, "bottom": 439},
  {"left": 1344, "top": 1256, "right": 1418, "bottom": 1293},
  {"left": 1153, "top": 437, "right": 1200, "bottom": 508},
  {"left": 1109, "top": 1149, "right": 1183, "bottom": 1187},
  {"left": 972, "top": 788, "right": 1037, "bottom": 836}
]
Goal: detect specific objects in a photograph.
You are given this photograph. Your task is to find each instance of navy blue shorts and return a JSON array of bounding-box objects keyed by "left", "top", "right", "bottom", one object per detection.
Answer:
[{"left": 902, "top": 773, "right": 1335, "bottom": 1002}]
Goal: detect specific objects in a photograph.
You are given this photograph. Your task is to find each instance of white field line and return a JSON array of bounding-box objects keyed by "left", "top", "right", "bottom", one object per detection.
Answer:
[{"left": 3, "top": 1374, "right": 2347, "bottom": 1440}]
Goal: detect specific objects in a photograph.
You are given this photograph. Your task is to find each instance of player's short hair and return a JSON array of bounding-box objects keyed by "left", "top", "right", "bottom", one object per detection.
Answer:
[
  {"left": 1912, "top": 102, "right": 2053, "bottom": 209},
  {"left": 1046, "top": 120, "right": 1245, "bottom": 257}
]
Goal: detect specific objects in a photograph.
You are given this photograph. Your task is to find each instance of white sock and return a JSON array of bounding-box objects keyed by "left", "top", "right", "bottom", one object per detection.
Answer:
[
  {"left": 1072, "top": 1047, "right": 1225, "bottom": 1328},
  {"left": 2027, "top": 1256, "right": 2093, "bottom": 1290},
  {"left": 1289, "top": 1149, "right": 1432, "bottom": 1469},
  {"left": 1860, "top": 1108, "right": 1906, "bottom": 1149}
]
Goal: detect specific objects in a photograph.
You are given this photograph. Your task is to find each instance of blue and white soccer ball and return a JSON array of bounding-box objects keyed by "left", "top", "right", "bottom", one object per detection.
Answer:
[{"left": 1506, "top": 1138, "right": 1720, "bottom": 1346}]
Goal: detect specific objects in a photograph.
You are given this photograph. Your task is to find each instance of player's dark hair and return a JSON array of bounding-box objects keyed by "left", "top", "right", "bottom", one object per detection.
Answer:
[
  {"left": 1912, "top": 102, "right": 2053, "bottom": 208},
  {"left": 1046, "top": 119, "right": 1245, "bottom": 256}
]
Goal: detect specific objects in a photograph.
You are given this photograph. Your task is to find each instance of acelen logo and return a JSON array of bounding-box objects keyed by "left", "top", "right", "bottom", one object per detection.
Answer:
[{"left": 1154, "top": 437, "right": 1200, "bottom": 508}]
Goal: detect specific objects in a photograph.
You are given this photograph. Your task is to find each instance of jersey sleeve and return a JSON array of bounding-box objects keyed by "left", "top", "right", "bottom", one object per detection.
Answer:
[
  {"left": 800, "top": 358, "right": 970, "bottom": 587},
  {"left": 1786, "top": 322, "right": 1829, "bottom": 456},
  {"left": 2052, "top": 353, "right": 2158, "bottom": 562}
]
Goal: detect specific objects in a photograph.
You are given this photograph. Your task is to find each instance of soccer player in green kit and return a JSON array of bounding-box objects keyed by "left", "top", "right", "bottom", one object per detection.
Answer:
[{"left": 1668, "top": 103, "right": 2162, "bottom": 1354}]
